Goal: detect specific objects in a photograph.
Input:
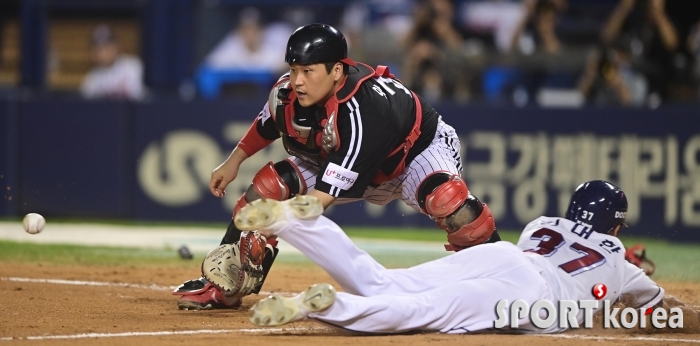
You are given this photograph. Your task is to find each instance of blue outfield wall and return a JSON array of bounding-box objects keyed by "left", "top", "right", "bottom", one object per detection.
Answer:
[
  {"left": 1, "top": 97, "right": 699, "bottom": 242},
  {"left": 15, "top": 101, "right": 135, "bottom": 218},
  {"left": 0, "top": 100, "right": 15, "bottom": 217}
]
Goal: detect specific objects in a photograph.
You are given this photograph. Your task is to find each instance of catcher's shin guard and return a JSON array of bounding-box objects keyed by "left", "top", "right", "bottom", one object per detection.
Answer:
[
  {"left": 218, "top": 192, "right": 249, "bottom": 245},
  {"left": 175, "top": 160, "right": 302, "bottom": 310},
  {"left": 220, "top": 219, "right": 243, "bottom": 245},
  {"left": 417, "top": 172, "right": 497, "bottom": 251},
  {"left": 222, "top": 160, "right": 304, "bottom": 245},
  {"left": 234, "top": 160, "right": 303, "bottom": 291},
  {"left": 253, "top": 242, "right": 279, "bottom": 294},
  {"left": 418, "top": 172, "right": 470, "bottom": 218},
  {"left": 218, "top": 190, "right": 255, "bottom": 245},
  {"left": 236, "top": 229, "right": 280, "bottom": 295},
  {"left": 441, "top": 201, "right": 496, "bottom": 251}
]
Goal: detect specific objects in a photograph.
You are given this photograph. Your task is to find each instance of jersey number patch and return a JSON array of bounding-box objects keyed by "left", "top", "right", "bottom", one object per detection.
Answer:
[{"left": 525, "top": 228, "right": 606, "bottom": 276}]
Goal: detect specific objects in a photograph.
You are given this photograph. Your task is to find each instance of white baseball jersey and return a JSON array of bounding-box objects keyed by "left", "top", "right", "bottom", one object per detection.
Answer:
[
  {"left": 205, "top": 31, "right": 287, "bottom": 72},
  {"left": 267, "top": 213, "right": 663, "bottom": 335},
  {"left": 517, "top": 216, "right": 663, "bottom": 313},
  {"left": 80, "top": 55, "right": 145, "bottom": 101}
]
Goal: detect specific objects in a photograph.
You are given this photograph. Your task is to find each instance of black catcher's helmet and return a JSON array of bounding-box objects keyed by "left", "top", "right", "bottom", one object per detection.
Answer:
[
  {"left": 285, "top": 23, "right": 356, "bottom": 66},
  {"left": 565, "top": 180, "right": 628, "bottom": 234}
]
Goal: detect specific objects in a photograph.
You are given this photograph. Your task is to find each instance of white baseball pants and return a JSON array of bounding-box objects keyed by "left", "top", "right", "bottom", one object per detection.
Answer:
[{"left": 273, "top": 214, "right": 555, "bottom": 334}]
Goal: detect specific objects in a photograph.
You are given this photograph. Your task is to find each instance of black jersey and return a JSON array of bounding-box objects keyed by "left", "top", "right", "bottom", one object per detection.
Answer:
[{"left": 256, "top": 65, "right": 439, "bottom": 199}]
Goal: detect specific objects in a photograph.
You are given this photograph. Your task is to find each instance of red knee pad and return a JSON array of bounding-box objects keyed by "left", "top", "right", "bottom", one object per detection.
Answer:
[
  {"left": 252, "top": 161, "right": 292, "bottom": 200},
  {"left": 424, "top": 174, "right": 469, "bottom": 218},
  {"left": 445, "top": 203, "right": 496, "bottom": 251}
]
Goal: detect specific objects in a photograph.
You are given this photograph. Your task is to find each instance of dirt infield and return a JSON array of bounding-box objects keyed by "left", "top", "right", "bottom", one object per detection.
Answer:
[{"left": 1, "top": 262, "right": 699, "bottom": 345}]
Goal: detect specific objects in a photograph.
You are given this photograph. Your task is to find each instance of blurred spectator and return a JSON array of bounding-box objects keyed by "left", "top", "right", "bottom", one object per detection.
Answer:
[
  {"left": 474, "top": 0, "right": 574, "bottom": 105},
  {"left": 510, "top": 0, "right": 568, "bottom": 55},
  {"left": 403, "top": 0, "right": 470, "bottom": 103},
  {"left": 204, "top": 7, "right": 288, "bottom": 74},
  {"left": 690, "top": 19, "right": 700, "bottom": 100},
  {"left": 266, "top": 7, "right": 314, "bottom": 51},
  {"left": 577, "top": 43, "right": 648, "bottom": 107},
  {"left": 460, "top": 0, "right": 525, "bottom": 54},
  {"left": 80, "top": 24, "right": 145, "bottom": 101},
  {"left": 600, "top": 0, "right": 700, "bottom": 102},
  {"left": 340, "top": 0, "right": 415, "bottom": 64},
  {"left": 197, "top": 7, "right": 295, "bottom": 98}
]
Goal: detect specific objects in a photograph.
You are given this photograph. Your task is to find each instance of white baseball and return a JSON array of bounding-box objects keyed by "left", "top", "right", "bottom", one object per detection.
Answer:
[{"left": 23, "top": 213, "right": 45, "bottom": 234}]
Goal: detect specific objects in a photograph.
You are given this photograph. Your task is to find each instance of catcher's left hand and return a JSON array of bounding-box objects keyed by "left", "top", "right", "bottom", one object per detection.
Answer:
[
  {"left": 625, "top": 244, "right": 655, "bottom": 276},
  {"left": 201, "top": 237, "right": 265, "bottom": 299}
]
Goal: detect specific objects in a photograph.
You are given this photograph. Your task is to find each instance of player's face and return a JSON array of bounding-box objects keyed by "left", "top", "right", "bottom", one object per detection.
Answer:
[
  {"left": 92, "top": 43, "right": 119, "bottom": 67},
  {"left": 289, "top": 63, "right": 342, "bottom": 107},
  {"left": 610, "top": 224, "right": 622, "bottom": 237}
]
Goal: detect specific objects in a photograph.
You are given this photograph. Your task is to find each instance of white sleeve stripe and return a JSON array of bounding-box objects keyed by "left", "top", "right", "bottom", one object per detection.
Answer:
[
  {"left": 328, "top": 97, "right": 362, "bottom": 197},
  {"left": 340, "top": 98, "right": 359, "bottom": 168},
  {"left": 347, "top": 97, "right": 363, "bottom": 170},
  {"left": 330, "top": 100, "right": 356, "bottom": 196}
]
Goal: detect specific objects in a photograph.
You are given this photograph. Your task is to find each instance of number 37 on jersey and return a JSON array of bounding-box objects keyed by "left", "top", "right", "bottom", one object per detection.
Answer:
[{"left": 522, "top": 219, "right": 622, "bottom": 276}]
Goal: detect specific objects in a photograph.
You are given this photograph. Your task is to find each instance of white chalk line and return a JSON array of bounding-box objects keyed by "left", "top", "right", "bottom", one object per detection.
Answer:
[
  {"left": 0, "top": 326, "right": 330, "bottom": 341},
  {"left": 537, "top": 333, "right": 700, "bottom": 343},
  {"left": 2, "top": 277, "right": 697, "bottom": 343},
  {"left": 1, "top": 277, "right": 174, "bottom": 291},
  {"left": 2, "top": 327, "right": 698, "bottom": 343},
  {"left": 0, "top": 277, "right": 293, "bottom": 296}
]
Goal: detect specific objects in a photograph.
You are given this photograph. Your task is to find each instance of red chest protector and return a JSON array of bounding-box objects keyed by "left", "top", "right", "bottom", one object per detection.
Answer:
[{"left": 272, "top": 63, "right": 422, "bottom": 185}]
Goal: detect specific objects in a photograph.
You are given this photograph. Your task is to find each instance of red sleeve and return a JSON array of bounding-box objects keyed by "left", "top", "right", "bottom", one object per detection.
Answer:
[{"left": 237, "top": 118, "right": 275, "bottom": 157}]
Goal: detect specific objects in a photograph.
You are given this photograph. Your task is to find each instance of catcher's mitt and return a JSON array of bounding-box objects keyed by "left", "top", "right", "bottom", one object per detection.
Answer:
[
  {"left": 625, "top": 244, "right": 655, "bottom": 276},
  {"left": 201, "top": 232, "right": 266, "bottom": 299}
]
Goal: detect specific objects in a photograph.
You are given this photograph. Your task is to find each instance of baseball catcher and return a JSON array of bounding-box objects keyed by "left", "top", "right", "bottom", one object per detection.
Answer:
[{"left": 174, "top": 23, "right": 500, "bottom": 310}]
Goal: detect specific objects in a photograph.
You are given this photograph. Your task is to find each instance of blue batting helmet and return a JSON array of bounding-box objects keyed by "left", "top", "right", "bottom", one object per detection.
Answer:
[{"left": 565, "top": 180, "right": 628, "bottom": 234}]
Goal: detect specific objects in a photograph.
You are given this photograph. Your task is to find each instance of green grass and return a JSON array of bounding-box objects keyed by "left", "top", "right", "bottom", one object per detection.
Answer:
[
  {"left": 616, "top": 235, "right": 700, "bottom": 283},
  {"left": 0, "top": 216, "right": 229, "bottom": 229},
  {"left": 0, "top": 225, "right": 698, "bottom": 283},
  {"left": 0, "top": 241, "right": 192, "bottom": 267}
]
